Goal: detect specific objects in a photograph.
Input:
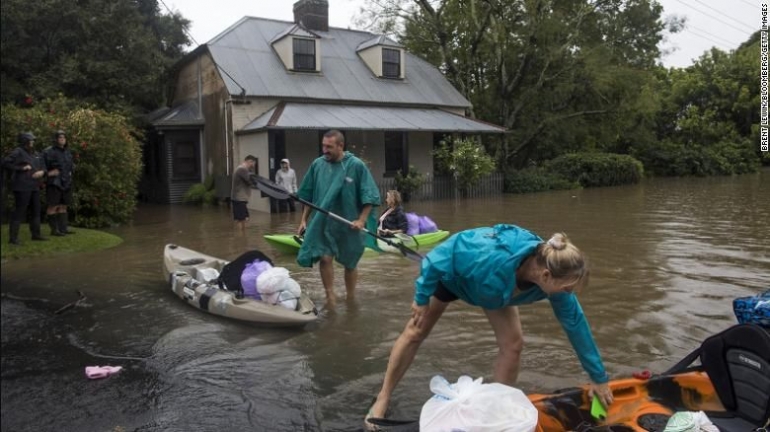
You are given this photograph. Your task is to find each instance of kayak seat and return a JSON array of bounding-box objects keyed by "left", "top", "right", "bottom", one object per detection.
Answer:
[
  {"left": 216, "top": 250, "right": 274, "bottom": 298},
  {"left": 698, "top": 324, "right": 770, "bottom": 431}
]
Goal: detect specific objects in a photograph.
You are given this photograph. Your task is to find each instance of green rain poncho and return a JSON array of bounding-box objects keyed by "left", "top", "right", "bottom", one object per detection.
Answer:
[{"left": 296, "top": 151, "right": 381, "bottom": 269}]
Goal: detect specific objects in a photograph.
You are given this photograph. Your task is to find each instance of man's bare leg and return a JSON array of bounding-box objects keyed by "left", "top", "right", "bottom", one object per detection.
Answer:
[
  {"left": 344, "top": 267, "right": 357, "bottom": 299},
  {"left": 319, "top": 256, "right": 336, "bottom": 307}
]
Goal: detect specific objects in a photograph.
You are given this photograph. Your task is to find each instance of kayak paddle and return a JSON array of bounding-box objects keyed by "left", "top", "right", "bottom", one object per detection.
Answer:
[{"left": 251, "top": 175, "right": 424, "bottom": 262}]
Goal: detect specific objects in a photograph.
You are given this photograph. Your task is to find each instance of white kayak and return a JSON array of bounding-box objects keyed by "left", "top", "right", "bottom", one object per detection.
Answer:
[{"left": 163, "top": 244, "right": 319, "bottom": 326}]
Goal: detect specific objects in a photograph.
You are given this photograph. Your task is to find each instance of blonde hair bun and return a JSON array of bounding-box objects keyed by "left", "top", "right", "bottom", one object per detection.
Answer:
[{"left": 547, "top": 233, "right": 568, "bottom": 251}]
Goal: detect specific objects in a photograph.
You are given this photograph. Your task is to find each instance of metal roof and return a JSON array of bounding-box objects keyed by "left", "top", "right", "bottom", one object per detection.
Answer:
[
  {"left": 205, "top": 17, "right": 471, "bottom": 108},
  {"left": 357, "top": 35, "right": 403, "bottom": 51},
  {"left": 240, "top": 103, "right": 506, "bottom": 133},
  {"left": 269, "top": 23, "right": 320, "bottom": 44},
  {"left": 150, "top": 100, "right": 204, "bottom": 127}
]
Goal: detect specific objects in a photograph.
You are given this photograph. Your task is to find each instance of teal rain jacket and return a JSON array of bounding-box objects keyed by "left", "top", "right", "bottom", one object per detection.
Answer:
[
  {"left": 296, "top": 151, "right": 381, "bottom": 269},
  {"left": 414, "top": 224, "right": 609, "bottom": 384}
]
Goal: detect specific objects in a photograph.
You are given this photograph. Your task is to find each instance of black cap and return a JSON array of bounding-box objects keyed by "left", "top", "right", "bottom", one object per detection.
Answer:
[{"left": 18, "top": 132, "right": 36, "bottom": 144}]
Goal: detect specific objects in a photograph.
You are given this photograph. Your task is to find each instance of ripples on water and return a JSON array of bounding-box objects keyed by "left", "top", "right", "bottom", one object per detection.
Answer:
[{"left": 1, "top": 171, "right": 769, "bottom": 431}]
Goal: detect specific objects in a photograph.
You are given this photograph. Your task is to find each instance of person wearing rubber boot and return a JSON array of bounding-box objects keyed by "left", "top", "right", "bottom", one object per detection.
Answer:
[
  {"left": 43, "top": 130, "right": 76, "bottom": 236},
  {"left": 2, "top": 132, "right": 48, "bottom": 245}
]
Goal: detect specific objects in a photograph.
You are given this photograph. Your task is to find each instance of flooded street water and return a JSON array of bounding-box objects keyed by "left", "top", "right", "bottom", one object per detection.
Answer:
[{"left": 2, "top": 170, "right": 769, "bottom": 431}]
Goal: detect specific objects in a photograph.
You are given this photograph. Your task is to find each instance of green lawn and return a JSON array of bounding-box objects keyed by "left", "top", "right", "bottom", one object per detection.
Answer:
[{"left": 0, "top": 224, "right": 123, "bottom": 261}]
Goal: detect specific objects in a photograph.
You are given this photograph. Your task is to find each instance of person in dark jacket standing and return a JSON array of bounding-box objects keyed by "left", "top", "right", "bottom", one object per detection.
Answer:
[
  {"left": 2, "top": 132, "right": 48, "bottom": 245},
  {"left": 43, "top": 130, "right": 75, "bottom": 235}
]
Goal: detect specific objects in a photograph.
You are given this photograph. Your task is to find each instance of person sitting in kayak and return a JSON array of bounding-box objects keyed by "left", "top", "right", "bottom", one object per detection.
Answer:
[
  {"left": 365, "top": 224, "right": 613, "bottom": 429},
  {"left": 377, "top": 190, "right": 408, "bottom": 238}
]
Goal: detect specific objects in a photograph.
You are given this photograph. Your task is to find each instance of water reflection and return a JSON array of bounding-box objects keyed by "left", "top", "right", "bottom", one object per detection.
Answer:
[{"left": 2, "top": 170, "right": 769, "bottom": 431}]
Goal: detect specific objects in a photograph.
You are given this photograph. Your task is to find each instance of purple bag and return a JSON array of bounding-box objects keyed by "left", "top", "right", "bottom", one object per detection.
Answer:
[
  {"left": 418, "top": 215, "right": 438, "bottom": 234},
  {"left": 406, "top": 212, "right": 420, "bottom": 236},
  {"left": 240, "top": 259, "right": 273, "bottom": 300}
]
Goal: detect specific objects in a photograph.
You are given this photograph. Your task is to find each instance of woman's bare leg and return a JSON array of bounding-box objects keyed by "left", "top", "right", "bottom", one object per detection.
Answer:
[
  {"left": 483, "top": 306, "right": 524, "bottom": 385},
  {"left": 367, "top": 297, "right": 450, "bottom": 423}
]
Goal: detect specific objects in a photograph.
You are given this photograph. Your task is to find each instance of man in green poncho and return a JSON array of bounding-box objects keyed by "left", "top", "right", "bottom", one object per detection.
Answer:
[{"left": 296, "top": 130, "right": 380, "bottom": 307}]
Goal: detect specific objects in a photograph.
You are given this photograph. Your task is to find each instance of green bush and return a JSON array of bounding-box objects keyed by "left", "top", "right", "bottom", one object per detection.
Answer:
[
  {"left": 505, "top": 167, "right": 580, "bottom": 194},
  {"left": 394, "top": 165, "right": 424, "bottom": 200},
  {"left": 546, "top": 153, "right": 644, "bottom": 187},
  {"left": 183, "top": 176, "right": 218, "bottom": 205},
  {"left": 1, "top": 96, "right": 142, "bottom": 228},
  {"left": 631, "top": 139, "right": 759, "bottom": 177}
]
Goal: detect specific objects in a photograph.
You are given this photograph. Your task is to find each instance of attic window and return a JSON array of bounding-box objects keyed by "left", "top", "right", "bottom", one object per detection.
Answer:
[
  {"left": 382, "top": 48, "right": 401, "bottom": 78},
  {"left": 293, "top": 38, "right": 316, "bottom": 71}
]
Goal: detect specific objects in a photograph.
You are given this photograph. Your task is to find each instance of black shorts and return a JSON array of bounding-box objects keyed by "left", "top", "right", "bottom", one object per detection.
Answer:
[
  {"left": 434, "top": 281, "right": 459, "bottom": 303},
  {"left": 46, "top": 187, "right": 73, "bottom": 206},
  {"left": 232, "top": 200, "right": 249, "bottom": 221}
]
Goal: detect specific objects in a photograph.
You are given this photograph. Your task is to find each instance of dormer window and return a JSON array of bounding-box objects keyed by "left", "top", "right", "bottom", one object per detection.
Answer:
[
  {"left": 271, "top": 24, "right": 321, "bottom": 72},
  {"left": 382, "top": 48, "right": 401, "bottom": 79},
  {"left": 357, "top": 35, "right": 404, "bottom": 79},
  {"left": 293, "top": 38, "right": 316, "bottom": 71}
]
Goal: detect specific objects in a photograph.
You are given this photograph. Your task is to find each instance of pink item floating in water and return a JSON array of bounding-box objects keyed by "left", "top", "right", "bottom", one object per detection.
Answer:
[{"left": 85, "top": 366, "right": 122, "bottom": 379}]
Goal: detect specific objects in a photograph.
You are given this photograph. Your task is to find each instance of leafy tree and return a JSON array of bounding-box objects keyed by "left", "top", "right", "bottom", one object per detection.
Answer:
[
  {"left": 434, "top": 138, "right": 496, "bottom": 195},
  {"left": 0, "top": 0, "right": 190, "bottom": 113},
  {"left": 359, "top": 0, "right": 672, "bottom": 168},
  {"left": 632, "top": 36, "right": 762, "bottom": 175},
  {"left": 1, "top": 97, "right": 143, "bottom": 227}
]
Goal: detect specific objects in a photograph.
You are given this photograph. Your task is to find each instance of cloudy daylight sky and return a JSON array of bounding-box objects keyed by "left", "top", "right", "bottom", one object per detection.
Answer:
[{"left": 163, "top": 0, "right": 759, "bottom": 69}]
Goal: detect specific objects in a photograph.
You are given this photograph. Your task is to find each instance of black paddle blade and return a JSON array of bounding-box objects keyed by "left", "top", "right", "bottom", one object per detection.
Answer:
[
  {"left": 252, "top": 175, "right": 293, "bottom": 200},
  {"left": 367, "top": 417, "right": 419, "bottom": 430},
  {"left": 396, "top": 243, "right": 423, "bottom": 262},
  {"left": 377, "top": 235, "right": 423, "bottom": 262}
]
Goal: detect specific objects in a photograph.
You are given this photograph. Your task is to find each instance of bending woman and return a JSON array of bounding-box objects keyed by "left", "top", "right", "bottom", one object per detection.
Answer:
[{"left": 365, "top": 224, "right": 612, "bottom": 429}]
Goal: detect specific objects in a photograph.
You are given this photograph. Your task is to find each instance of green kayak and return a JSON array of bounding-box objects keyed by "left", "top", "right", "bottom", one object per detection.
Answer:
[{"left": 264, "top": 230, "right": 451, "bottom": 256}]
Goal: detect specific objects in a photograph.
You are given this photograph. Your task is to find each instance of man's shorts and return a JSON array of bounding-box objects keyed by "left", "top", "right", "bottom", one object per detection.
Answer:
[
  {"left": 46, "top": 187, "right": 73, "bottom": 206},
  {"left": 433, "top": 281, "right": 459, "bottom": 303},
  {"left": 232, "top": 200, "right": 249, "bottom": 221}
]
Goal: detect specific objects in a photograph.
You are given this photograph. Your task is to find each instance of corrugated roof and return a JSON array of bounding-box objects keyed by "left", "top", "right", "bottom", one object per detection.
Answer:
[
  {"left": 205, "top": 17, "right": 471, "bottom": 108},
  {"left": 151, "top": 100, "right": 204, "bottom": 127},
  {"left": 357, "top": 35, "right": 403, "bottom": 51},
  {"left": 269, "top": 23, "right": 320, "bottom": 44},
  {"left": 240, "top": 103, "right": 506, "bottom": 133}
]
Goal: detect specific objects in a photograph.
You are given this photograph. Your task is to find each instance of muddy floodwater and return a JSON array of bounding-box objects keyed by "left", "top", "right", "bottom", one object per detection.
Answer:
[{"left": 2, "top": 171, "right": 768, "bottom": 431}]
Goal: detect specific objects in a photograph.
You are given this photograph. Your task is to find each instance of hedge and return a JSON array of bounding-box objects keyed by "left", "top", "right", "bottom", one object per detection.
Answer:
[{"left": 1, "top": 97, "right": 142, "bottom": 228}]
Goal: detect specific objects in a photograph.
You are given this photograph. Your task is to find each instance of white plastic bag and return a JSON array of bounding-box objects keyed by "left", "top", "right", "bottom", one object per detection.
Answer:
[
  {"left": 257, "top": 267, "right": 301, "bottom": 310},
  {"left": 419, "top": 375, "right": 538, "bottom": 432},
  {"left": 262, "top": 278, "right": 301, "bottom": 310},
  {"left": 663, "top": 411, "right": 719, "bottom": 432},
  {"left": 256, "top": 267, "right": 291, "bottom": 295},
  {"left": 197, "top": 267, "right": 220, "bottom": 283}
]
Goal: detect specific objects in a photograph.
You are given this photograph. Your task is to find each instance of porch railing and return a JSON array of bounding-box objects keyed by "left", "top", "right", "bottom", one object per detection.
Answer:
[{"left": 377, "top": 172, "right": 504, "bottom": 201}]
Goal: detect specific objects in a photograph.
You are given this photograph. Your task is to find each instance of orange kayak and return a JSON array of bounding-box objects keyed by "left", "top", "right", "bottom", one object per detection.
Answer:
[
  {"left": 368, "top": 324, "right": 769, "bottom": 432},
  {"left": 531, "top": 371, "right": 724, "bottom": 432}
]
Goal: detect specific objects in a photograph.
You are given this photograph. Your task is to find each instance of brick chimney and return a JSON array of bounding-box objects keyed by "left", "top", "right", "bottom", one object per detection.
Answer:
[{"left": 293, "top": 0, "right": 329, "bottom": 32}]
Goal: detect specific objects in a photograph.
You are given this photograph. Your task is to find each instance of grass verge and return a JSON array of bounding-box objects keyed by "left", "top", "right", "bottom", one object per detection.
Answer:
[{"left": 1, "top": 224, "right": 123, "bottom": 261}]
